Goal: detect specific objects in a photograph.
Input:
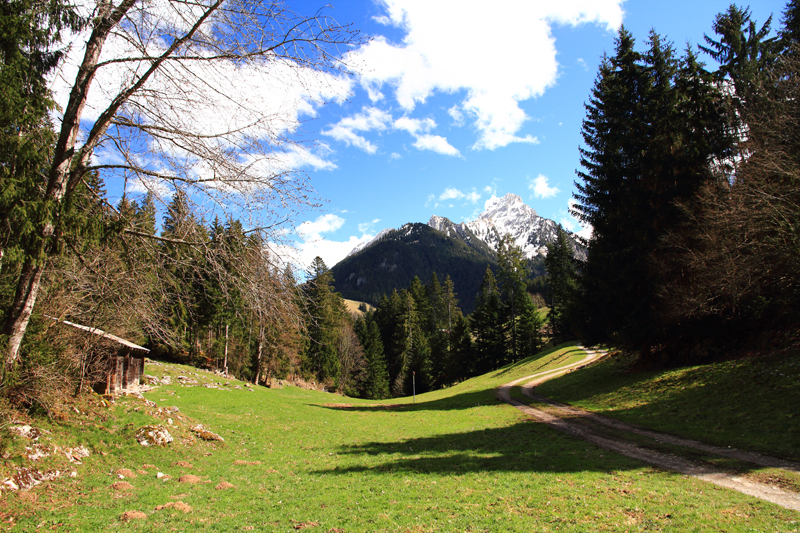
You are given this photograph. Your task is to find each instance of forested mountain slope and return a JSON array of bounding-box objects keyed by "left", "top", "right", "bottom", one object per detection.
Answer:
[{"left": 330, "top": 223, "right": 497, "bottom": 314}]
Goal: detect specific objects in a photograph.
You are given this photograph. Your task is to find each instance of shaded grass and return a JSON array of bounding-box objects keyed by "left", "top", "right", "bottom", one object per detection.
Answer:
[
  {"left": 515, "top": 388, "right": 800, "bottom": 495},
  {"left": 0, "top": 344, "right": 798, "bottom": 532},
  {"left": 536, "top": 347, "right": 800, "bottom": 461}
]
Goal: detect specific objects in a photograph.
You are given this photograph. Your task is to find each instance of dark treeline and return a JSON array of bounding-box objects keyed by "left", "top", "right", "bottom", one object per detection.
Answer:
[
  {"left": 559, "top": 2, "right": 800, "bottom": 363},
  {"left": 329, "top": 222, "right": 549, "bottom": 315}
]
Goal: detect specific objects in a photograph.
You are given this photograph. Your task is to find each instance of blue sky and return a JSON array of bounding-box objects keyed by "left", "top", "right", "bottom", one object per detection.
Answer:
[
  {"left": 52, "top": 0, "right": 785, "bottom": 272},
  {"left": 285, "top": 0, "right": 786, "bottom": 270}
]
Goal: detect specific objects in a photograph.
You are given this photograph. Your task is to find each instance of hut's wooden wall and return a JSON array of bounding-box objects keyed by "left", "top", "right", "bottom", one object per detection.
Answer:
[{"left": 103, "top": 350, "right": 145, "bottom": 394}]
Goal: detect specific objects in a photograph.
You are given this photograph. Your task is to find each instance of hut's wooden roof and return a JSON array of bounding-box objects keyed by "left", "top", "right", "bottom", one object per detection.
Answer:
[{"left": 49, "top": 318, "right": 150, "bottom": 353}]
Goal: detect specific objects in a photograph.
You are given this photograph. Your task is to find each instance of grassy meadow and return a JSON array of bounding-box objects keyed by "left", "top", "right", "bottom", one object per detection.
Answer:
[
  {"left": 1, "top": 344, "right": 798, "bottom": 532},
  {"left": 536, "top": 347, "right": 800, "bottom": 461}
]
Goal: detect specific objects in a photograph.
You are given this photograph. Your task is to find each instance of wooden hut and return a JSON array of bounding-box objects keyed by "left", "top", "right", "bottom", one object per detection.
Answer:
[{"left": 52, "top": 319, "right": 150, "bottom": 395}]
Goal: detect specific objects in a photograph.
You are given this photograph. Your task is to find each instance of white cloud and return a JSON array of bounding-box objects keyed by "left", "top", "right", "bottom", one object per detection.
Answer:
[
  {"left": 128, "top": 176, "right": 174, "bottom": 199},
  {"left": 394, "top": 116, "right": 436, "bottom": 135},
  {"left": 288, "top": 215, "right": 380, "bottom": 271},
  {"left": 52, "top": 20, "right": 353, "bottom": 140},
  {"left": 439, "top": 188, "right": 462, "bottom": 201},
  {"left": 448, "top": 105, "right": 465, "bottom": 126},
  {"left": 437, "top": 187, "right": 481, "bottom": 204},
  {"left": 413, "top": 134, "right": 460, "bottom": 156},
  {"left": 321, "top": 107, "right": 393, "bottom": 154},
  {"left": 299, "top": 234, "right": 375, "bottom": 270},
  {"left": 392, "top": 116, "right": 459, "bottom": 156},
  {"left": 277, "top": 233, "right": 376, "bottom": 273},
  {"left": 372, "top": 15, "right": 393, "bottom": 25},
  {"left": 529, "top": 174, "right": 560, "bottom": 199},
  {"left": 358, "top": 218, "right": 381, "bottom": 233},
  {"left": 350, "top": 0, "right": 623, "bottom": 150},
  {"left": 297, "top": 214, "right": 346, "bottom": 241}
]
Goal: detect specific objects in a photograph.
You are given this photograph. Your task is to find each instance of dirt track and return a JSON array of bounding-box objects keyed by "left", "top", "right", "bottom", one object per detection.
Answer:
[{"left": 496, "top": 348, "right": 800, "bottom": 512}]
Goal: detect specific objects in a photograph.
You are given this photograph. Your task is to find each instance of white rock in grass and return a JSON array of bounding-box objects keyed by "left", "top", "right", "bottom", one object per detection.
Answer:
[{"left": 135, "top": 425, "right": 173, "bottom": 447}]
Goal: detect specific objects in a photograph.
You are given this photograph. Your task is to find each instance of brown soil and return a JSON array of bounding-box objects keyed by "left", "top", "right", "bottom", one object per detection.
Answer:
[
  {"left": 155, "top": 501, "right": 192, "bottom": 513},
  {"left": 120, "top": 511, "right": 147, "bottom": 521},
  {"left": 215, "top": 481, "right": 235, "bottom": 490},
  {"left": 111, "top": 481, "right": 133, "bottom": 491},
  {"left": 497, "top": 347, "right": 800, "bottom": 513},
  {"left": 173, "top": 461, "right": 193, "bottom": 468},
  {"left": 233, "top": 460, "right": 261, "bottom": 466},
  {"left": 114, "top": 468, "right": 136, "bottom": 479},
  {"left": 178, "top": 475, "right": 202, "bottom": 483}
]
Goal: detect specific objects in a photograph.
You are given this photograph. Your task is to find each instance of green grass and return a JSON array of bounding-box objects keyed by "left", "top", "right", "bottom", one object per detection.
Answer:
[
  {"left": 1, "top": 344, "right": 798, "bottom": 532},
  {"left": 536, "top": 347, "right": 800, "bottom": 461}
]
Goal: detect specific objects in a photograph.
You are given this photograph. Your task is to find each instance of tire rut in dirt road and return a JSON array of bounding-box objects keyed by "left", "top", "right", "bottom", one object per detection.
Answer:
[{"left": 496, "top": 347, "right": 800, "bottom": 513}]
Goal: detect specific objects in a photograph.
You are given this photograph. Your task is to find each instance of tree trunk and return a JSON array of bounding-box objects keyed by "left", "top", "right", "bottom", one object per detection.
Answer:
[
  {"left": 4, "top": 262, "right": 44, "bottom": 372},
  {"left": 3, "top": 0, "right": 138, "bottom": 374}
]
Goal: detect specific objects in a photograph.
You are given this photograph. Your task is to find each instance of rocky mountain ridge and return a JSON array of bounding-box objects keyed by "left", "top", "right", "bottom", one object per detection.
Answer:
[{"left": 348, "top": 193, "right": 585, "bottom": 261}]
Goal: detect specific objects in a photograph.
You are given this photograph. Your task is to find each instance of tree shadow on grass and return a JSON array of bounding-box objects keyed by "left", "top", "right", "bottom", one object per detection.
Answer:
[
  {"left": 311, "top": 389, "right": 501, "bottom": 413},
  {"left": 311, "top": 346, "right": 587, "bottom": 414},
  {"left": 534, "top": 351, "right": 800, "bottom": 462},
  {"left": 309, "top": 419, "right": 651, "bottom": 476}
]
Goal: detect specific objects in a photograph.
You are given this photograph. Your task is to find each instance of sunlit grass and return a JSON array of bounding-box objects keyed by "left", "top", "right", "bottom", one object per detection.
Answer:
[
  {"left": 1, "top": 344, "right": 798, "bottom": 531},
  {"left": 536, "top": 347, "right": 800, "bottom": 461}
]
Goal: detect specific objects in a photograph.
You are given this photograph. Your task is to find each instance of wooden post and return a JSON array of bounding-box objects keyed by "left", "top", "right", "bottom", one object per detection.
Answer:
[{"left": 224, "top": 323, "right": 229, "bottom": 377}]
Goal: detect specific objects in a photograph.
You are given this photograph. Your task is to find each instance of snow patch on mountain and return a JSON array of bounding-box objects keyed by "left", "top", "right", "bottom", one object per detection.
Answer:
[
  {"left": 346, "top": 193, "right": 585, "bottom": 261},
  {"left": 346, "top": 227, "right": 393, "bottom": 258},
  {"left": 465, "top": 193, "right": 559, "bottom": 258}
]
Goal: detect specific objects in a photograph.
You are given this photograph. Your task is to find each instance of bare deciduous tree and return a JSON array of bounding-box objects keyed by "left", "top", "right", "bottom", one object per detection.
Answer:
[
  {"left": 3, "top": 0, "right": 361, "bottom": 373},
  {"left": 336, "top": 322, "right": 365, "bottom": 395}
]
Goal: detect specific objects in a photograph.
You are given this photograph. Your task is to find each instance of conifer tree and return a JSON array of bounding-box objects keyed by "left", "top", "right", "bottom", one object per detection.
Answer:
[
  {"left": 496, "top": 235, "right": 533, "bottom": 362},
  {"left": 701, "top": 5, "right": 779, "bottom": 103},
  {"left": 374, "top": 289, "right": 404, "bottom": 387},
  {"left": 572, "top": 27, "right": 733, "bottom": 357},
  {"left": 448, "top": 314, "right": 473, "bottom": 382},
  {"left": 355, "top": 317, "right": 390, "bottom": 399},
  {"left": 303, "top": 257, "right": 344, "bottom": 386},
  {"left": 471, "top": 266, "right": 505, "bottom": 373},
  {"left": 545, "top": 227, "right": 577, "bottom": 343}
]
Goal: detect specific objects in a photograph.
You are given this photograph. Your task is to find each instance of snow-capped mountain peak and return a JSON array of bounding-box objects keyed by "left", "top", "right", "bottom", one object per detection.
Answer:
[
  {"left": 462, "top": 193, "right": 557, "bottom": 259},
  {"left": 345, "top": 193, "right": 584, "bottom": 262}
]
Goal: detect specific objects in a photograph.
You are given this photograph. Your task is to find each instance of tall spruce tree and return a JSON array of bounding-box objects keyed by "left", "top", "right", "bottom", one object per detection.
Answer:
[
  {"left": 303, "top": 257, "right": 343, "bottom": 385},
  {"left": 354, "top": 317, "right": 390, "bottom": 399},
  {"left": 700, "top": 5, "right": 780, "bottom": 103},
  {"left": 572, "top": 27, "right": 733, "bottom": 357},
  {"left": 0, "top": 0, "right": 84, "bottom": 273},
  {"left": 545, "top": 226, "right": 577, "bottom": 343},
  {"left": 496, "top": 235, "right": 536, "bottom": 363},
  {"left": 471, "top": 266, "right": 505, "bottom": 374}
]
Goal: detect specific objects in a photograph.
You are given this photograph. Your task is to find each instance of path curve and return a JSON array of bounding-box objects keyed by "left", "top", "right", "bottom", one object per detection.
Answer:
[{"left": 496, "top": 347, "right": 800, "bottom": 512}]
